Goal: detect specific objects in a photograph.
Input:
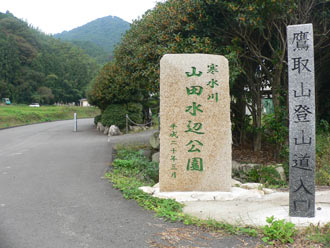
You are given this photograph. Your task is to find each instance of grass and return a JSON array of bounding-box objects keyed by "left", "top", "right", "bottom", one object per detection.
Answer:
[
  {"left": 107, "top": 145, "right": 259, "bottom": 239},
  {"left": 305, "top": 223, "right": 330, "bottom": 247},
  {"left": 106, "top": 144, "right": 330, "bottom": 247},
  {"left": 316, "top": 131, "right": 330, "bottom": 185},
  {"left": 0, "top": 105, "right": 100, "bottom": 128}
]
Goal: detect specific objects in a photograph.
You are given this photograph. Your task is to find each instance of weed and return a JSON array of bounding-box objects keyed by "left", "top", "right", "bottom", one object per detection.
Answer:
[
  {"left": 107, "top": 146, "right": 330, "bottom": 247},
  {"left": 244, "top": 165, "right": 287, "bottom": 188},
  {"left": 306, "top": 223, "right": 330, "bottom": 247},
  {"left": 316, "top": 131, "right": 330, "bottom": 186},
  {"left": 107, "top": 145, "right": 261, "bottom": 239},
  {"left": 113, "top": 148, "right": 158, "bottom": 183},
  {"left": 262, "top": 216, "right": 297, "bottom": 245}
]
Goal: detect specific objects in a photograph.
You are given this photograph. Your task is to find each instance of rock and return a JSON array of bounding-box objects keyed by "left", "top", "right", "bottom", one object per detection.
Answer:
[
  {"left": 149, "top": 131, "right": 160, "bottom": 149},
  {"left": 241, "top": 183, "right": 263, "bottom": 190},
  {"left": 275, "top": 165, "right": 286, "bottom": 182},
  {"left": 152, "top": 183, "right": 159, "bottom": 188},
  {"left": 232, "top": 160, "right": 242, "bottom": 171},
  {"left": 109, "top": 125, "right": 122, "bottom": 136},
  {"left": 138, "top": 186, "right": 155, "bottom": 194},
  {"left": 159, "top": 54, "right": 231, "bottom": 192},
  {"left": 231, "top": 179, "right": 242, "bottom": 187},
  {"left": 130, "top": 126, "right": 143, "bottom": 132},
  {"left": 96, "top": 122, "right": 101, "bottom": 131},
  {"left": 232, "top": 161, "right": 262, "bottom": 173},
  {"left": 104, "top": 126, "right": 109, "bottom": 135},
  {"left": 191, "top": 193, "right": 216, "bottom": 201},
  {"left": 250, "top": 189, "right": 265, "bottom": 196},
  {"left": 141, "top": 149, "right": 152, "bottom": 161},
  {"left": 263, "top": 188, "right": 275, "bottom": 194},
  {"left": 97, "top": 122, "right": 105, "bottom": 132},
  {"left": 152, "top": 152, "right": 160, "bottom": 163},
  {"left": 242, "top": 164, "right": 262, "bottom": 173}
]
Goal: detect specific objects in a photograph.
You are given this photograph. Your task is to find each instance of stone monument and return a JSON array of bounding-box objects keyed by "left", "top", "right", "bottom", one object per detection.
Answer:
[
  {"left": 159, "top": 54, "right": 231, "bottom": 192},
  {"left": 287, "top": 24, "right": 315, "bottom": 217}
]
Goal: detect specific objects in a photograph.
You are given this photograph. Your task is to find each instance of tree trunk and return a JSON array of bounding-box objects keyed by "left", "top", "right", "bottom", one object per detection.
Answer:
[
  {"left": 253, "top": 91, "right": 262, "bottom": 152},
  {"left": 272, "top": 69, "right": 284, "bottom": 161}
]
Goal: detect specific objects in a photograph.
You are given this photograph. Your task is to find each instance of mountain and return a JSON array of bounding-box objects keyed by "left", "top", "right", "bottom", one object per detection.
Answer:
[
  {"left": 0, "top": 11, "right": 99, "bottom": 104},
  {"left": 54, "top": 16, "right": 130, "bottom": 64}
]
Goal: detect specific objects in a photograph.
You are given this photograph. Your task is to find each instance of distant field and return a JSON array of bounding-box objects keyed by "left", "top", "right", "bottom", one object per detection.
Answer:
[{"left": 0, "top": 105, "right": 100, "bottom": 129}]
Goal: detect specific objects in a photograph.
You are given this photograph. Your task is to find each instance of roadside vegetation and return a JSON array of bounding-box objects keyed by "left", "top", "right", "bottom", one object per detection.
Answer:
[
  {"left": 88, "top": 0, "right": 330, "bottom": 162},
  {"left": 0, "top": 105, "right": 100, "bottom": 128},
  {"left": 107, "top": 144, "right": 330, "bottom": 247},
  {"left": 316, "top": 122, "right": 330, "bottom": 186}
]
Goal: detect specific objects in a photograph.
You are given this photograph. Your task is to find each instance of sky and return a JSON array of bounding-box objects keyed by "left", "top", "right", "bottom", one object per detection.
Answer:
[{"left": 0, "top": 0, "right": 161, "bottom": 34}]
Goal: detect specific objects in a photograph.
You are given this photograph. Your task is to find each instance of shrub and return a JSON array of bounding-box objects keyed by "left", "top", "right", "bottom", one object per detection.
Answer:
[
  {"left": 101, "top": 104, "right": 128, "bottom": 129},
  {"left": 262, "top": 111, "right": 288, "bottom": 161},
  {"left": 101, "top": 102, "right": 145, "bottom": 130},
  {"left": 127, "top": 102, "right": 143, "bottom": 125},
  {"left": 94, "top": 114, "right": 102, "bottom": 125},
  {"left": 245, "top": 165, "right": 287, "bottom": 187}
]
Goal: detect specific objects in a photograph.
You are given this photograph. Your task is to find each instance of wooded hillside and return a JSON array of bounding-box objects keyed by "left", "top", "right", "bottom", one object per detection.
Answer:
[
  {"left": 54, "top": 16, "right": 130, "bottom": 64},
  {"left": 0, "top": 11, "right": 100, "bottom": 104}
]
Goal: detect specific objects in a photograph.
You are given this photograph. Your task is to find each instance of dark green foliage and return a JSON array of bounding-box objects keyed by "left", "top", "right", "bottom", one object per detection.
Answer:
[
  {"left": 54, "top": 16, "right": 130, "bottom": 63},
  {"left": 245, "top": 166, "right": 286, "bottom": 188},
  {"left": 88, "top": 0, "right": 227, "bottom": 115},
  {"left": 0, "top": 11, "right": 99, "bottom": 104},
  {"left": 101, "top": 104, "right": 128, "bottom": 129},
  {"left": 87, "top": 62, "right": 143, "bottom": 110},
  {"left": 94, "top": 114, "right": 102, "bottom": 125},
  {"left": 315, "top": 130, "right": 330, "bottom": 186},
  {"left": 127, "top": 102, "right": 143, "bottom": 125},
  {"left": 100, "top": 102, "right": 144, "bottom": 129},
  {"left": 70, "top": 40, "right": 111, "bottom": 65},
  {"left": 88, "top": 0, "right": 330, "bottom": 161},
  {"left": 262, "top": 111, "right": 289, "bottom": 160}
]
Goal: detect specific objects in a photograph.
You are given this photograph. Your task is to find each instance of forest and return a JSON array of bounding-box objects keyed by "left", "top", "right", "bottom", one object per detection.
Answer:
[
  {"left": 88, "top": 0, "right": 330, "bottom": 160},
  {"left": 0, "top": 11, "right": 100, "bottom": 104},
  {"left": 54, "top": 15, "right": 130, "bottom": 64}
]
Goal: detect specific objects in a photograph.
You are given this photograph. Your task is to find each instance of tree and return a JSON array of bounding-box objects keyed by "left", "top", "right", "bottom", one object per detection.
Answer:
[
  {"left": 36, "top": 86, "right": 54, "bottom": 104},
  {"left": 88, "top": 0, "right": 229, "bottom": 111},
  {"left": 0, "top": 12, "right": 99, "bottom": 104},
  {"left": 89, "top": 0, "right": 330, "bottom": 159},
  {"left": 215, "top": 0, "right": 330, "bottom": 155}
]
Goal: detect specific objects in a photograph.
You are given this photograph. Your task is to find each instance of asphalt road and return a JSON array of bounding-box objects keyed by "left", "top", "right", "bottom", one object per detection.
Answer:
[{"left": 0, "top": 119, "right": 259, "bottom": 248}]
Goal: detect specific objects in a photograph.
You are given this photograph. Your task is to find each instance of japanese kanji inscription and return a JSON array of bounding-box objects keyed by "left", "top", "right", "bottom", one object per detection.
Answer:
[
  {"left": 159, "top": 54, "right": 231, "bottom": 192},
  {"left": 287, "top": 24, "right": 315, "bottom": 217}
]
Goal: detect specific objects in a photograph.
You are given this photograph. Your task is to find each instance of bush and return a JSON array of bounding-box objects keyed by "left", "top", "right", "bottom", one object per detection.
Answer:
[
  {"left": 101, "top": 102, "right": 144, "bottom": 130},
  {"left": 262, "top": 111, "right": 288, "bottom": 161},
  {"left": 127, "top": 102, "right": 143, "bottom": 125},
  {"left": 94, "top": 114, "right": 102, "bottom": 125},
  {"left": 245, "top": 165, "right": 287, "bottom": 187},
  {"left": 101, "top": 104, "right": 128, "bottom": 129}
]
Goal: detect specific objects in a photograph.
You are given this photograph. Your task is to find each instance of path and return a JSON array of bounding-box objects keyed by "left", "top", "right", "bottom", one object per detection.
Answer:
[{"left": 0, "top": 119, "right": 258, "bottom": 247}]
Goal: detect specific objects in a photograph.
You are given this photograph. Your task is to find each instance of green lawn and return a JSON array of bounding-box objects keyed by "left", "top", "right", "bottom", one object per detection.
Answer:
[{"left": 0, "top": 105, "right": 100, "bottom": 129}]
